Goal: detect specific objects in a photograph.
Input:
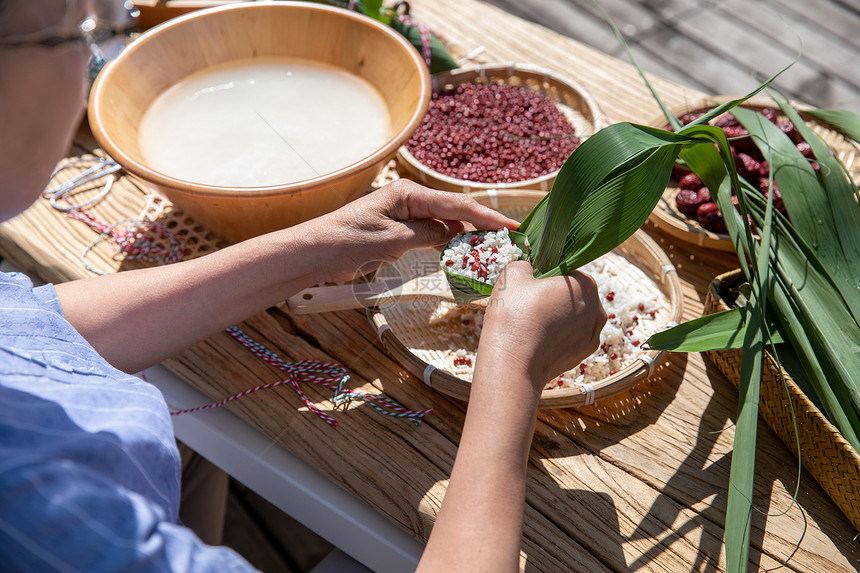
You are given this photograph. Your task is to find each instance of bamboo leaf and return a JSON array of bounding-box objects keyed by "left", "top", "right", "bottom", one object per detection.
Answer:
[
  {"left": 646, "top": 307, "right": 784, "bottom": 352},
  {"left": 725, "top": 125, "right": 778, "bottom": 571},
  {"left": 725, "top": 298, "right": 764, "bottom": 573},
  {"left": 769, "top": 271, "right": 860, "bottom": 451},
  {"left": 731, "top": 107, "right": 860, "bottom": 314},
  {"left": 673, "top": 128, "right": 771, "bottom": 572},
  {"left": 679, "top": 134, "right": 757, "bottom": 277},
  {"left": 539, "top": 144, "right": 681, "bottom": 277},
  {"left": 803, "top": 108, "right": 860, "bottom": 143},
  {"left": 526, "top": 123, "right": 698, "bottom": 273},
  {"left": 767, "top": 99, "right": 860, "bottom": 321},
  {"left": 742, "top": 186, "right": 860, "bottom": 449}
]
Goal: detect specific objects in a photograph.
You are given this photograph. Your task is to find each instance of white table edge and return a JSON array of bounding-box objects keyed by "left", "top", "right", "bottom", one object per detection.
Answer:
[{"left": 141, "top": 364, "right": 424, "bottom": 573}]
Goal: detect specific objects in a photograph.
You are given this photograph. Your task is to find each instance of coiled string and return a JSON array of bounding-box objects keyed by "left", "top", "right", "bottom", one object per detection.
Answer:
[{"left": 45, "top": 156, "right": 184, "bottom": 274}]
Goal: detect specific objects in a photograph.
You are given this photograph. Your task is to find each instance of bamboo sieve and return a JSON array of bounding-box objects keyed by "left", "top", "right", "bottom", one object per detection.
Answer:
[{"left": 367, "top": 189, "right": 683, "bottom": 409}]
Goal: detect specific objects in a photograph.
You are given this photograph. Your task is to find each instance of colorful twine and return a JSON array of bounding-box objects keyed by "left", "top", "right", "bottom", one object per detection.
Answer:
[
  {"left": 74, "top": 212, "right": 184, "bottom": 275},
  {"left": 45, "top": 159, "right": 185, "bottom": 275},
  {"left": 398, "top": 14, "right": 434, "bottom": 69},
  {"left": 170, "top": 326, "right": 433, "bottom": 427}
]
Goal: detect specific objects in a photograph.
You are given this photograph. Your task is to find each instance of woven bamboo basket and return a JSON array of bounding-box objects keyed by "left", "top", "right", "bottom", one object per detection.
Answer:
[
  {"left": 395, "top": 63, "right": 603, "bottom": 193},
  {"left": 647, "top": 96, "right": 860, "bottom": 252},
  {"left": 704, "top": 269, "right": 860, "bottom": 532},
  {"left": 368, "top": 189, "right": 683, "bottom": 409}
]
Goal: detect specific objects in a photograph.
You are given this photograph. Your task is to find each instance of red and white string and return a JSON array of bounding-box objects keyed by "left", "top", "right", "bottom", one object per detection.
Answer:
[
  {"left": 398, "top": 13, "right": 434, "bottom": 69},
  {"left": 170, "top": 326, "right": 433, "bottom": 427},
  {"left": 73, "top": 211, "right": 184, "bottom": 274}
]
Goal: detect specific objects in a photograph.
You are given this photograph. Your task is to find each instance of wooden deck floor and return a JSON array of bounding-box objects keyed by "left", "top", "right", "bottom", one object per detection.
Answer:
[
  {"left": 214, "top": 1, "right": 860, "bottom": 571},
  {"left": 481, "top": 0, "right": 860, "bottom": 114}
]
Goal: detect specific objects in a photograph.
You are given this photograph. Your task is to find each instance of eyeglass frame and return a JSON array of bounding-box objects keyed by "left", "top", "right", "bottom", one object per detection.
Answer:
[{"left": 0, "top": 0, "right": 139, "bottom": 52}]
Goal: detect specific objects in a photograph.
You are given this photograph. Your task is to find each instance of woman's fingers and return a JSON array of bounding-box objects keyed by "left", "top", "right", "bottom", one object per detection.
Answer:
[{"left": 387, "top": 181, "right": 520, "bottom": 231}]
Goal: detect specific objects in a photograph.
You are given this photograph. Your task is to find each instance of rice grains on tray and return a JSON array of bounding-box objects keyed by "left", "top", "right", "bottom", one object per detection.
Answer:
[
  {"left": 441, "top": 228, "right": 523, "bottom": 284},
  {"left": 406, "top": 83, "right": 581, "bottom": 183},
  {"left": 429, "top": 252, "right": 670, "bottom": 388}
]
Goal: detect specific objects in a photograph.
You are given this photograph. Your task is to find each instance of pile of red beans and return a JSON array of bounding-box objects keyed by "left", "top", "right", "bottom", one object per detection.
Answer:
[{"left": 405, "top": 83, "right": 581, "bottom": 183}]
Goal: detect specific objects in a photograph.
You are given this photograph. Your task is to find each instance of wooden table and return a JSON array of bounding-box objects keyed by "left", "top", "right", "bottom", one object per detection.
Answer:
[{"left": 3, "top": 1, "right": 858, "bottom": 570}]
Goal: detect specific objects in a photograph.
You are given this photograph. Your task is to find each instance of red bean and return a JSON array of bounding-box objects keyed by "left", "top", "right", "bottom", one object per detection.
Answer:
[{"left": 405, "top": 83, "right": 580, "bottom": 183}]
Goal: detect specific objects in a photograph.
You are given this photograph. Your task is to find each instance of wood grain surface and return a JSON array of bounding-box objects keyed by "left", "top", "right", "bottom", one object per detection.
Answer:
[{"left": 2, "top": 1, "right": 858, "bottom": 571}]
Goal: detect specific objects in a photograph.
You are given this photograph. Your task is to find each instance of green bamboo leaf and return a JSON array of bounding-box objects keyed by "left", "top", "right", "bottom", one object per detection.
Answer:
[
  {"left": 725, "top": 297, "right": 764, "bottom": 573},
  {"left": 526, "top": 123, "right": 699, "bottom": 273},
  {"left": 539, "top": 144, "right": 680, "bottom": 277},
  {"left": 768, "top": 99, "right": 860, "bottom": 321},
  {"left": 803, "top": 108, "right": 860, "bottom": 143},
  {"left": 646, "top": 307, "right": 785, "bottom": 352},
  {"left": 735, "top": 108, "right": 860, "bottom": 316},
  {"left": 358, "top": 0, "right": 385, "bottom": 19},
  {"left": 673, "top": 132, "right": 770, "bottom": 572},
  {"left": 769, "top": 272, "right": 860, "bottom": 451},
  {"left": 726, "top": 130, "right": 778, "bottom": 572},
  {"left": 742, "top": 188, "right": 860, "bottom": 449},
  {"left": 679, "top": 132, "right": 758, "bottom": 276}
]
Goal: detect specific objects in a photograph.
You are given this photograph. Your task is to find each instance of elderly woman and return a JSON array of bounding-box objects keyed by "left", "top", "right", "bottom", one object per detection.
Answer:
[{"left": 0, "top": 1, "right": 604, "bottom": 571}]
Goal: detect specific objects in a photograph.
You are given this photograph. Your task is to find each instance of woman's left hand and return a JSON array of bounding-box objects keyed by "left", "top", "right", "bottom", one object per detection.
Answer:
[{"left": 304, "top": 179, "right": 520, "bottom": 283}]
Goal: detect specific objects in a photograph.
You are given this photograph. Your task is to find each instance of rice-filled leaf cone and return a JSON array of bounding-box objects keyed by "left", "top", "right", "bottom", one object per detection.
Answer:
[{"left": 440, "top": 229, "right": 530, "bottom": 304}]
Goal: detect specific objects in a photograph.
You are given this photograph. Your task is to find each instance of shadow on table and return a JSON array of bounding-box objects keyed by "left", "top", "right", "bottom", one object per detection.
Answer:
[
  {"left": 519, "top": 349, "right": 860, "bottom": 571},
  {"left": 194, "top": 300, "right": 859, "bottom": 571}
]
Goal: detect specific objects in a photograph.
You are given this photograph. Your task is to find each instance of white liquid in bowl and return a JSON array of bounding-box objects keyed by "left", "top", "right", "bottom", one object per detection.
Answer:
[{"left": 138, "top": 57, "right": 392, "bottom": 187}]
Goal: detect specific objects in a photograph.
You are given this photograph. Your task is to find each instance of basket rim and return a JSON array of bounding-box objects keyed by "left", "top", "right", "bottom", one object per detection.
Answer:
[
  {"left": 368, "top": 189, "right": 683, "bottom": 408},
  {"left": 395, "top": 62, "right": 603, "bottom": 193}
]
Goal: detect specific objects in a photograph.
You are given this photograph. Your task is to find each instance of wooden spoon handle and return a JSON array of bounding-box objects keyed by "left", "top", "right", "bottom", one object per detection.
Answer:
[{"left": 285, "top": 273, "right": 453, "bottom": 314}]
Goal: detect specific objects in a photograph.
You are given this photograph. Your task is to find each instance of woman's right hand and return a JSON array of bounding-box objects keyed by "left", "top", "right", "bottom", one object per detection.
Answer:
[{"left": 476, "top": 261, "right": 606, "bottom": 392}]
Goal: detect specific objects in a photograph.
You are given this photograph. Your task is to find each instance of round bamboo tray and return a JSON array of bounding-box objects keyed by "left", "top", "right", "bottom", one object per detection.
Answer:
[
  {"left": 368, "top": 189, "right": 683, "bottom": 409},
  {"left": 647, "top": 95, "right": 860, "bottom": 252},
  {"left": 395, "top": 63, "right": 603, "bottom": 193},
  {"left": 703, "top": 269, "right": 860, "bottom": 532}
]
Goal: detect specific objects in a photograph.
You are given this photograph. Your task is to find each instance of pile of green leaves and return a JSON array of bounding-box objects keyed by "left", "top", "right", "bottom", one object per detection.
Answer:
[
  {"left": 309, "top": 0, "right": 458, "bottom": 73},
  {"left": 647, "top": 97, "right": 860, "bottom": 569}
]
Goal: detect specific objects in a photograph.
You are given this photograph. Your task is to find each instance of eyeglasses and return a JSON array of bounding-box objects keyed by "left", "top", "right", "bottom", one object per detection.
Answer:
[{"left": 0, "top": 0, "right": 139, "bottom": 56}]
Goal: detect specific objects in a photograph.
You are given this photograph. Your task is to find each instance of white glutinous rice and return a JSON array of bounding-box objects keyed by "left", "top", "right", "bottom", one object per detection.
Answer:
[
  {"left": 441, "top": 228, "right": 523, "bottom": 284},
  {"left": 425, "top": 250, "right": 672, "bottom": 388}
]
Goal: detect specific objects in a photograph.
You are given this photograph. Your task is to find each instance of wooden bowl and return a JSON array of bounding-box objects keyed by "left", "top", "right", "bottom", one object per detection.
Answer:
[
  {"left": 88, "top": 1, "right": 431, "bottom": 243},
  {"left": 647, "top": 95, "right": 860, "bottom": 251},
  {"left": 395, "top": 63, "right": 602, "bottom": 193},
  {"left": 368, "top": 189, "right": 683, "bottom": 409}
]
